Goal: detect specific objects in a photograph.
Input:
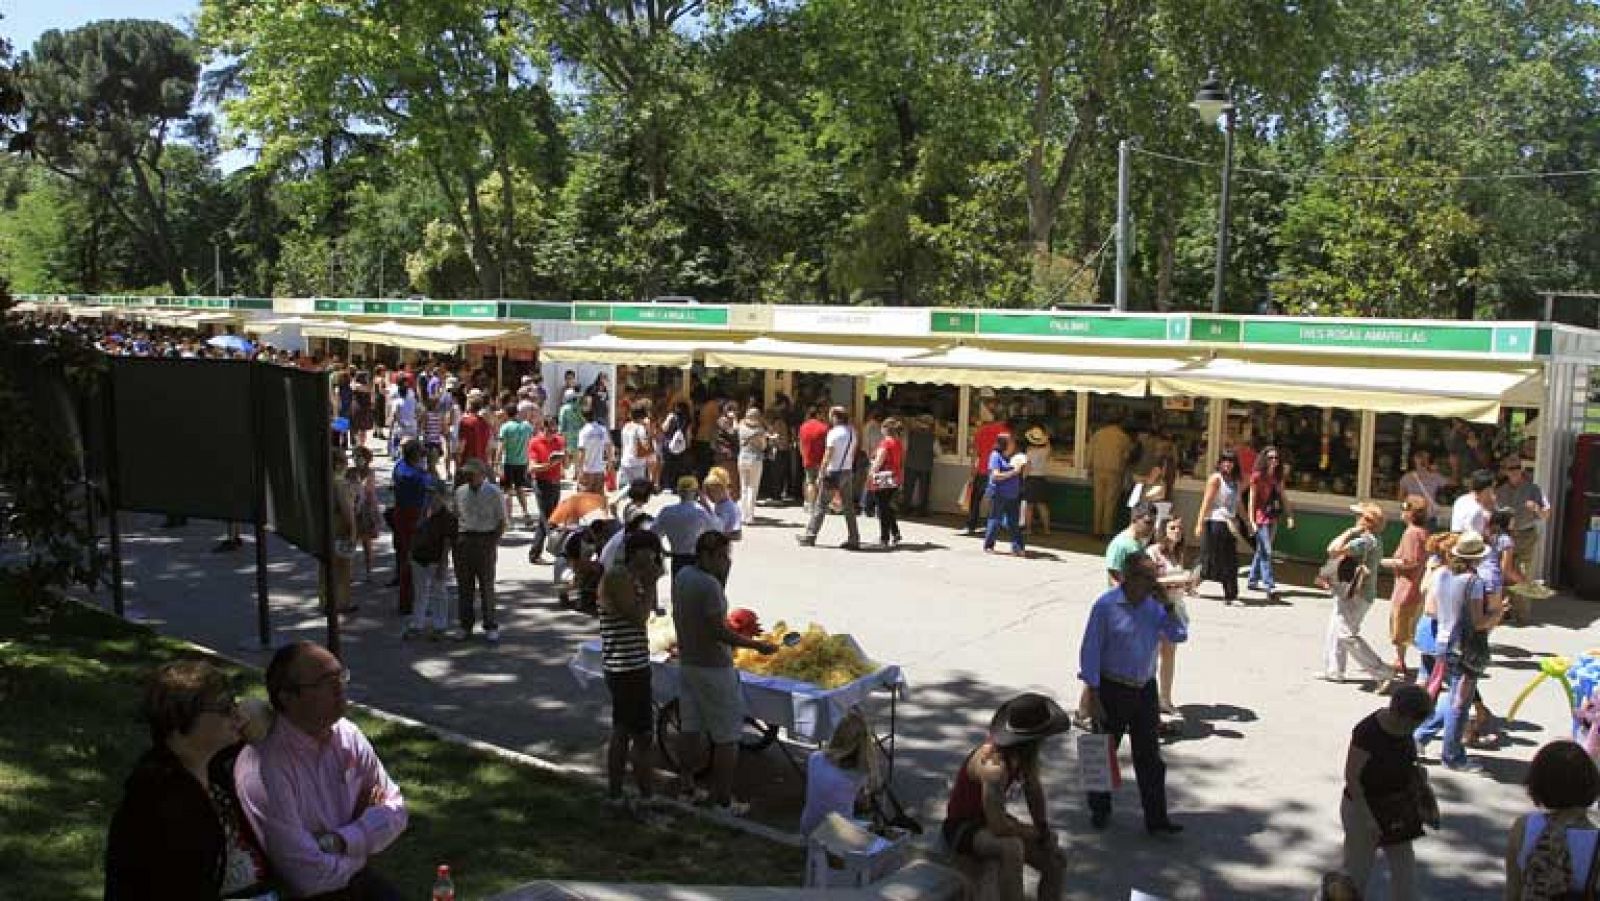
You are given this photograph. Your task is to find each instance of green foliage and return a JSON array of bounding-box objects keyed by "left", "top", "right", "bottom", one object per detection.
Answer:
[
  {"left": 8, "top": 0, "right": 1600, "bottom": 313},
  {"left": 14, "top": 20, "right": 202, "bottom": 293},
  {"left": 0, "top": 285, "right": 105, "bottom": 604}
]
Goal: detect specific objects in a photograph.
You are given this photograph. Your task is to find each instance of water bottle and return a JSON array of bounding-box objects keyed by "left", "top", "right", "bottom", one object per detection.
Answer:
[{"left": 432, "top": 865, "right": 455, "bottom": 901}]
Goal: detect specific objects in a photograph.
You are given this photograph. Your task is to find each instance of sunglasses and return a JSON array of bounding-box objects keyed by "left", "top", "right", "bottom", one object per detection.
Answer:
[{"left": 202, "top": 696, "right": 241, "bottom": 717}]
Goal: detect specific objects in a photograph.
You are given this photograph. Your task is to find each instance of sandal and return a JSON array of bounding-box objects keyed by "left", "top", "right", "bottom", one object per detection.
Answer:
[{"left": 1466, "top": 716, "right": 1504, "bottom": 748}]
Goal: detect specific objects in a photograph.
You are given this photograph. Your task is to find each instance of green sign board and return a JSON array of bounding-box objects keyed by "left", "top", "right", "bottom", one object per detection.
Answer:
[
  {"left": 976, "top": 312, "right": 1172, "bottom": 341},
  {"left": 576, "top": 303, "right": 729, "bottom": 327},
  {"left": 930, "top": 310, "right": 978, "bottom": 334},
  {"left": 1240, "top": 320, "right": 1495, "bottom": 354},
  {"left": 1188, "top": 316, "right": 1243, "bottom": 344},
  {"left": 504, "top": 302, "right": 573, "bottom": 321}
]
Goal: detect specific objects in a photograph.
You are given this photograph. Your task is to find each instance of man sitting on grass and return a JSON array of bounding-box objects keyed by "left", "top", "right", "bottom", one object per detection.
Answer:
[{"left": 238, "top": 641, "right": 408, "bottom": 900}]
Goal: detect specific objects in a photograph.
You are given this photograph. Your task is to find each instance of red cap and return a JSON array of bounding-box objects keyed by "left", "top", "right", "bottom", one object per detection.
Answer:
[{"left": 727, "top": 608, "right": 760, "bottom": 638}]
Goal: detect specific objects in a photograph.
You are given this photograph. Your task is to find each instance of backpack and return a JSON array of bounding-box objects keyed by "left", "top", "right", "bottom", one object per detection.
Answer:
[
  {"left": 1521, "top": 818, "right": 1600, "bottom": 901},
  {"left": 667, "top": 422, "right": 688, "bottom": 456}
]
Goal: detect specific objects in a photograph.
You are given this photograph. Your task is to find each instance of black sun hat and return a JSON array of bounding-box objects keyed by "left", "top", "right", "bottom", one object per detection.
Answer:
[{"left": 989, "top": 692, "right": 1073, "bottom": 747}]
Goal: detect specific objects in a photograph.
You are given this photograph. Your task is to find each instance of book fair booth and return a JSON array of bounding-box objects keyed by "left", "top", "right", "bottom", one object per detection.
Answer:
[{"left": 18, "top": 293, "right": 1600, "bottom": 589}]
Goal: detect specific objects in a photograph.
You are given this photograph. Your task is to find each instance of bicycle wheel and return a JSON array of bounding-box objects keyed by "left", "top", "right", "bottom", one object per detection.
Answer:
[{"left": 655, "top": 699, "right": 778, "bottom": 776}]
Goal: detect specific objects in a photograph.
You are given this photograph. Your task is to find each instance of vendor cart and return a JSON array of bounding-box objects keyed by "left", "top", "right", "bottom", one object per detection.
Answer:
[{"left": 569, "top": 639, "right": 908, "bottom": 777}]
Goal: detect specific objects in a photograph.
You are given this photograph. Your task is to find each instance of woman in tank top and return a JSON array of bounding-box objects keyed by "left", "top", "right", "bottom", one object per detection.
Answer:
[
  {"left": 1506, "top": 740, "right": 1600, "bottom": 899},
  {"left": 1193, "top": 450, "right": 1242, "bottom": 603}
]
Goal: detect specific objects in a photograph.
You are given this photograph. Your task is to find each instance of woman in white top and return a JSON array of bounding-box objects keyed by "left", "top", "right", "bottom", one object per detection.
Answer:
[
  {"left": 736, "top": 408, "right": 769, "bottom": 524},
  {"left": 1193, "top": 450, "right": 1242, "bottom": 603},
  {"left": 1506, "top": 739, "right": 1600, "bottom": 900},
  {"left": 1146, "top": 516, "right": 1193, "bottom": 715},
  {"left": 800, "top": 711, "right": 882, "bottom": 836}
]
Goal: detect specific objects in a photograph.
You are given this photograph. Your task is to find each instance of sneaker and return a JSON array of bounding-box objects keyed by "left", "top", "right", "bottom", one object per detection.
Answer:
[
  {"left": 1443, "top": 758, "right": 1484, "bottom": 774},
  {"left": 485, "top": 627, "right": 501, "bottom": 645},
  {"left": 1314, "top": 671, "right": 1349, "bottom": 683},
  {"left": 794, "top": 536, "right": 816, "bottom": 547},
  {"left": 1246, "top": 582, "right": 1261, "bottom": 592}
]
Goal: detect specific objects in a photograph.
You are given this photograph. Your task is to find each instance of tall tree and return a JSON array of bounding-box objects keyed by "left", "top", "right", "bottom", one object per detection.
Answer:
[
  {"left": 201, "top": 0, "right": 562, "bottom": 298},
  {"left": 14, "top": 21, "right": 201, "bottom": 292}
]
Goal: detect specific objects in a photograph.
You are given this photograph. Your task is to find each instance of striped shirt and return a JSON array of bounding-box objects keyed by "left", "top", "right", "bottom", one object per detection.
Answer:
[
  {"left": 599, "top": 566, "right": 651, "bottom": 673},
  {"left": 599, "top": 612, "right": 650, "bottom": 673}
]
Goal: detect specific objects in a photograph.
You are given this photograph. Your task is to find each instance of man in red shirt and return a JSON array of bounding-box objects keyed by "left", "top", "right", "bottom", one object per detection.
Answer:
[
  {"left": 527, "top": 416, "right": 566, "bottom": 563},
  {"left": 456, "top": 397, "right": 493, "bottom": 481},
  {"left": 965, "top": 400, "right": 1011, "bottom": 535},
  {"left": 797, "top": 404, "right": 830, "bottom": 516}
]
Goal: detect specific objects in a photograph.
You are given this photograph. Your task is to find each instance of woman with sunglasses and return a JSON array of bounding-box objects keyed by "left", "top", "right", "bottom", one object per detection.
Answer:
[
  {"left": 106, "top": 660, "right": 276, "bottom": 900},
  {"left": 1247, "top": 445, "right": 1294, "bottom": 602}
]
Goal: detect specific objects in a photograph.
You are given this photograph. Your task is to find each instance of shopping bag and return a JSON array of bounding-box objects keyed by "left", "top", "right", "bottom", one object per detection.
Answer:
[{"left": 1076, "top": 732, "right": 1122, "bottom": 793}]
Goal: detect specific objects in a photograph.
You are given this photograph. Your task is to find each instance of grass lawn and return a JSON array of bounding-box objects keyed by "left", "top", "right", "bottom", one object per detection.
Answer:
[{"left": 0, "top": 595, "right": 803, "bottom": 899}]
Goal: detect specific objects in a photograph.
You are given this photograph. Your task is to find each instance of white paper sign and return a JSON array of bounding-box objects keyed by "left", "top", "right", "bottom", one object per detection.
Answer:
[{"left": 1077, "top": 732, "right": 1115, "bottom": 793}]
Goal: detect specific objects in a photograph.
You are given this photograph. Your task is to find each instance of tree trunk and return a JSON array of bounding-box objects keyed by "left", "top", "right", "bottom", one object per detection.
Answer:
[
  {"left": 124, "top": 159, "right": 187, "bottom": 293},
  {"left": 1155, "top": 202, "right": 1177, "bottom": 311}
]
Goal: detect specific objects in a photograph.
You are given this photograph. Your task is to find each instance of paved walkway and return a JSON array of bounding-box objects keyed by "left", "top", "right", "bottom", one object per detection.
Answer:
[{"left": 95, "top": 452, "right": 1596, "bottom": 900}]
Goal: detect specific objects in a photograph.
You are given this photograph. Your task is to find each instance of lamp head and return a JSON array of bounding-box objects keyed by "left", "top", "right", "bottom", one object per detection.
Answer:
[{"left": 1190, "top": 74, "right": 1234, "bottom": 127}]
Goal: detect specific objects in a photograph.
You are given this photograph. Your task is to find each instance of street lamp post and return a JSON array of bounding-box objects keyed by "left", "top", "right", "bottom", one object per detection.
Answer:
[{"left": 1190, "top": 74, "right": 1235, "bottom": 314}]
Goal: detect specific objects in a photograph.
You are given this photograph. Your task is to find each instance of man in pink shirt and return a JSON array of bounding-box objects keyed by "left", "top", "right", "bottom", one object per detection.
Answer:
[{"left": 238, "top": 642, "right": 408, "bottom": 900}]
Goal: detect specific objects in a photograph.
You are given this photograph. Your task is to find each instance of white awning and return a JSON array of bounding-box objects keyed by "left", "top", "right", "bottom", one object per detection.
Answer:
[
  {"left": 301, "top": 321, "right": 351, "bottom": 341},
  {"left": 884, "top": 346, "right": 1189, "bottom": 397},
  {"left": 342, "top": 320, "right": 535, "bottom": 354},
  {"left": 701, "top": 337, "right": 935, "bottom": 377},
  {"left": 244, "top": 316, "right": 319, "bottom": 334},
  {"left": 539, "top": 333, "right": 743, "bottom": 368},
  {"left": 1148, "top": 357, "right": 1545, "bottom": 423}
]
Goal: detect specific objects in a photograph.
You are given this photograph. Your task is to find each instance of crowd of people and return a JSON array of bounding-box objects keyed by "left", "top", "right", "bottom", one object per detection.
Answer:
[{"left": 28, "top": 315, "right": 1594, "bottom": 900}]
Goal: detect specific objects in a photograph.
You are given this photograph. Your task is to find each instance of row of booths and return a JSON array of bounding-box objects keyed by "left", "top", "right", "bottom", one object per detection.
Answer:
[
  {"left": 16, "top": 293, "right": 1600, "bottom": 583},
  {"left": 537, "top": 305, "right": 1598, "bottom": 585}
]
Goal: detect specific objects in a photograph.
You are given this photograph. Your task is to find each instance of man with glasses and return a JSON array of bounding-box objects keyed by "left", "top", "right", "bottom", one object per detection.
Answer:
[{"left": 238, "top": 641, "right": 409, "bottom": 901}]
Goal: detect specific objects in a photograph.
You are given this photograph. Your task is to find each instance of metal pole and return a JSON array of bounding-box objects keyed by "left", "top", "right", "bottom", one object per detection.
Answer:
[
  {"left": 104, "top": 367, "right": 126, "bottom": 618},
  {"left": 378, "top": 247, "right": 385, "bottom": 299},
  {"left": 252, "top": 365, "right": 271, "bottom": 649},
  {"left": 1115, "top": 139, "right": 1132, "bottom": 312},
  {"left": 1211, "top": 111, "right": 1236, "bottom": 314}
]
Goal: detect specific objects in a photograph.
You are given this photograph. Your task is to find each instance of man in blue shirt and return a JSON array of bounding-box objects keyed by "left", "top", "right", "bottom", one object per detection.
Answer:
[{"left": 1079, "top": 552, "right": 1188, "bottom": 834}]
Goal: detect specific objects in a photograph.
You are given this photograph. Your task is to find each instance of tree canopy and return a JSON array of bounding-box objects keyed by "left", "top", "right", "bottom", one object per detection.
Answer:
[{"left": 2, "top": 1, "right": 1598, "bottom": 319}]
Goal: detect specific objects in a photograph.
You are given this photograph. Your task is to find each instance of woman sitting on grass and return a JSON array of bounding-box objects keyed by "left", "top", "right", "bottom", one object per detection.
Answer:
[{"left": 105, "top": 660, "right": 276, "bottom": 900}]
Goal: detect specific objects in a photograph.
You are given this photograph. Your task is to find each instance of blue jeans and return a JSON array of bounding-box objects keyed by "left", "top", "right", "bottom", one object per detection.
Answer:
[
  {"left": 1414, "top": 654, "right": 1474, "bottom": 766},
  {"left": 1248, "top": 522, "right": 1276, "bottom": 591},
  {"left": 983, "top": 494, "right": 1024, "bottom": 553}
]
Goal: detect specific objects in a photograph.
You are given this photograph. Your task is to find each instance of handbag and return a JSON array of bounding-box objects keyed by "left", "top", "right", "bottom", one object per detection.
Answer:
[
  {"left": 1366, "top": 789, "right": 1424, "bottom": 845},
  {"left": 871, "top": 470, "right": 897, "bottom": 491}
]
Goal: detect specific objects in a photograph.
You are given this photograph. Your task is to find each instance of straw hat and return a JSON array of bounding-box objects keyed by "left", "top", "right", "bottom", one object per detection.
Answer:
[
  {"left": 1452, "top": 530, "right": 1489, "bottom": 560},
  {"left": 1025, "top": 426, "right": 1049, "bottom": 447}
]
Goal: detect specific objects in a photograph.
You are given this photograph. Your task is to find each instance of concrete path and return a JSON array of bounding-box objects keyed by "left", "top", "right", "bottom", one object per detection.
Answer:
[{"left": 94, "top": 451, "right": 1596, "bottom": 900}]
